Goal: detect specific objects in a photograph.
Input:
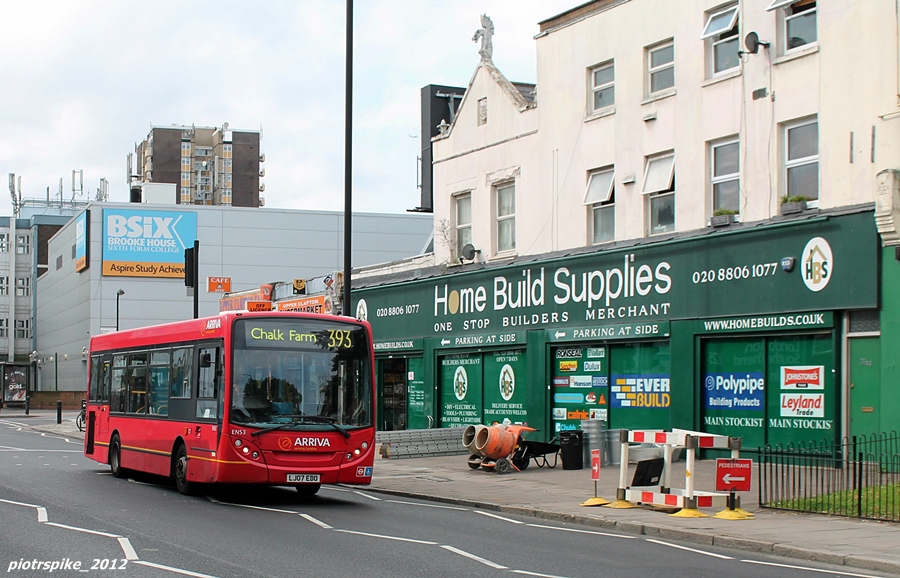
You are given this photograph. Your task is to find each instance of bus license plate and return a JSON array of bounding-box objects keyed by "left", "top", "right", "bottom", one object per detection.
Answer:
[{"left": 287, "top": 474, "right": 320, "bottom": 483}]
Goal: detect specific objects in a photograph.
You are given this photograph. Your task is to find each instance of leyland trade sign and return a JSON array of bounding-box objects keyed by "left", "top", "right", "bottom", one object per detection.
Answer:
[{"left": 102, "top": 209, "right": 197, "bottom": 278}]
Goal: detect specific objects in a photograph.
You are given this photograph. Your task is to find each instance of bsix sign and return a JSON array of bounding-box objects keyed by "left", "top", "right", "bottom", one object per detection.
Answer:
[{"left": 102, "top": 209, "right": 197, "bottom": 278}]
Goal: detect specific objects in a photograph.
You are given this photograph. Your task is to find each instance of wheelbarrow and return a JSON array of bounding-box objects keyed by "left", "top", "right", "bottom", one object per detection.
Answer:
[{"left": 509, "top": 438, "right": 561, "bottom": 471}]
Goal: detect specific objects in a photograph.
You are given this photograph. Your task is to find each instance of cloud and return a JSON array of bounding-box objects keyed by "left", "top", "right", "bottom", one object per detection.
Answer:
[{"left": 0, "top": 0, "right": 574, "bottom": 216}]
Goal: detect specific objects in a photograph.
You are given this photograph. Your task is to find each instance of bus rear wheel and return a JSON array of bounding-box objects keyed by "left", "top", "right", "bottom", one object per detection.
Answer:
[
  {"left": 109, "top": 435, "right": 124, "bottom": 478},
  {"left": 173, "top": 445, "right": 196, "bottom": 496},
  {"left": 295, "top": 484, "right": 321, "bottom": 498}
]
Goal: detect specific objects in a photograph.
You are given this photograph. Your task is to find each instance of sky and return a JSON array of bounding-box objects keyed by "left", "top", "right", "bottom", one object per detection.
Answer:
[{"left": 0, "top": 1, "right": 578, "bottom": 217}]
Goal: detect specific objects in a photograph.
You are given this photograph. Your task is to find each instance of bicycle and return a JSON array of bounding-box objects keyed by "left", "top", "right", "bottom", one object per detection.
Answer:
[{"left": 76, "top": 399, "right": 86, "bottom": 432}]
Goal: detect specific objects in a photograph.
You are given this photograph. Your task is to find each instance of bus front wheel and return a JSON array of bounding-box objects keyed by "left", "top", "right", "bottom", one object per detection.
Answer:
[
  {"left": 173, "top": 445, "right": 196, "bottom": 496},
  {"left": 109, "top": 435, "right": 124, "bottom": 478}
]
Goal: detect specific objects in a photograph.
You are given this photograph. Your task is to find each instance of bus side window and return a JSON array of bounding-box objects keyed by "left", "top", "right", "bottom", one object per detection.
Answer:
[
  {"left": 149, "top": 350, "right": 171, "bottom": 416},
  {"left": 171, "top": 347, "right": 192, "bottom": 398},
  {"left": 100, "top": 357, "right": 111, "bottom": 403},
  {"left": 89, "top": 357, "right": 101, "bottom": 401},
  {"left": 110, "top": 354, "right": 127, "bottom": 413},
  {"left": 196, "top": 345, "right": 221, "bottom": 419}
]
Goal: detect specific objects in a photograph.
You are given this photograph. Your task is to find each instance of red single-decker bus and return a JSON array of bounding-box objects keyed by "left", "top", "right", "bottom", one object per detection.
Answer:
[{"left": 83, "top": 311, "right": 376, "bottom": 496}]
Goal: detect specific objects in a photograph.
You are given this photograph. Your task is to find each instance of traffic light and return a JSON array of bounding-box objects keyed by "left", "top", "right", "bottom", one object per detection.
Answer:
[{"left": 184, "top": 240, "right": 199, "bottom": 289}]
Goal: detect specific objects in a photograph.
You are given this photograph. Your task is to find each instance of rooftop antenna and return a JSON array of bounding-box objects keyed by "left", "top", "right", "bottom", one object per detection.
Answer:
[
  {"left": 8, "top": 173, "right": 21, "bottom": 217},
  {"left": 96, "top": 178, "right": 108, "bottom": 202},
  {"left": 72, "top": 169, "right": 83, "bottom": 202}
]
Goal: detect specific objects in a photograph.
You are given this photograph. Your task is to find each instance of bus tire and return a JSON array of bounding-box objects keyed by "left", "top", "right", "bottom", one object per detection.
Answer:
[
  {"left": 173, "top": 444, "right": 196, "bottom": 496},
  {"left": 109, "top": 435, "right": 124, "bottom": 478},
  {"left": 295, "top": 484, "right": 321, "bottom": 498}
]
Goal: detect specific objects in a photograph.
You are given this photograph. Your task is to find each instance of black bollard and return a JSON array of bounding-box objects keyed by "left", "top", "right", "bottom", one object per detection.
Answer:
[
  {"left": 57, "top": 400, "right": 62, "bottom": 424},
  {"left": 24, "top": 396, "right": 29, "bottom": 415}
]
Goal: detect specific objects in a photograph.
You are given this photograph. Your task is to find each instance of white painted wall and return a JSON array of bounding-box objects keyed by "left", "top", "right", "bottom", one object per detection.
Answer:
[{"left": 431, "top": 0, "right": 900, "bottom": 264}]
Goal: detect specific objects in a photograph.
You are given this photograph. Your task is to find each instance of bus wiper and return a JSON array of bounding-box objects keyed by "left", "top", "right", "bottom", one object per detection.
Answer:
[
  {"left": 250, "top": 422, "right": 299, "bottom": 436},
  {"left": 250, "top": 415, "right": 351, "bottom": 438},
  {"left": 298, "top": 415, "right": 351, "bottom": 438}
]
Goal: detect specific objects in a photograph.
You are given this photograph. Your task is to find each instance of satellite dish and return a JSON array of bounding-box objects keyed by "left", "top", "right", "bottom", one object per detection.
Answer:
[
  {"left": 744, "top": 31, "right": 769, "bottom": 54},
  {"left": 461, "top": 244, "right": 479, "bottom": 260}
]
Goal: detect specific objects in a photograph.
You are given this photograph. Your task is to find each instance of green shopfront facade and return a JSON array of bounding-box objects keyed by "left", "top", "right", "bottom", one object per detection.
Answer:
[{"left": 355, "top": 209, "right": 885, "bottom": 449}]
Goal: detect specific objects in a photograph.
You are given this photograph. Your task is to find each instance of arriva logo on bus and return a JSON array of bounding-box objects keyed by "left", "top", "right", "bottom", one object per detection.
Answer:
[{"left": 279, "top": 436, "right": 332, "bottom": 450}]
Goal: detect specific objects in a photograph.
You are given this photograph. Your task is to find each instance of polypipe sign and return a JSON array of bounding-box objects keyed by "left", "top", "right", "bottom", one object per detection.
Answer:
[{"left": 715, "top": 458, "right": 752, "bottom": 492}]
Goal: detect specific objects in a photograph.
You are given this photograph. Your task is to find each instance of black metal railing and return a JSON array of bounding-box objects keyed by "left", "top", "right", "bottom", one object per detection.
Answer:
[{"left": 758, "top": 431, "right": 900, "bottom": 522}]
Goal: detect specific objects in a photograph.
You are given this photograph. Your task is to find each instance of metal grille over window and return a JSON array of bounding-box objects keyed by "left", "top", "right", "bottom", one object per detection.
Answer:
[{"left": 849, "top": 310, "right": 880, "bottom": 333}]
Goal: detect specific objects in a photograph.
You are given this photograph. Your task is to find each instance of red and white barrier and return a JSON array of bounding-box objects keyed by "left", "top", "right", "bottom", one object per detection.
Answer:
[{"left": 607, "top": 428, "right": 741, "bottom": 517}]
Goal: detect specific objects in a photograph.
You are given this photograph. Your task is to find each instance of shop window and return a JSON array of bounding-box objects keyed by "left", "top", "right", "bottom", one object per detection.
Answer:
[
  {"left": 589, "top": 61, "right": 615, "bottom": 113},
  {"left": 768, "top": 0, "right": 817, "bottom": 52},
  {"left": 584, "top": 168, "right": 615, "bottom": 244},
  {"left": 642, "top": 153, "right": 675, "bottom": 235},
  {"left": 454, "top": 193, "right": 472, "bottom": 260},
  {"left": 496, "top": 183, "right": 516, "bottom": 253},
  {"left": 711, "top": 139, "right": 740, "bottom": 214},
  {"left": 647, "top": 40, "right": 675, "bottom": 95},
  {"left": 702, "top": 4, "right": 740, "bottom": 76},
  {"left": 785, "top": 118, "right": 818, "bottom": 201}
]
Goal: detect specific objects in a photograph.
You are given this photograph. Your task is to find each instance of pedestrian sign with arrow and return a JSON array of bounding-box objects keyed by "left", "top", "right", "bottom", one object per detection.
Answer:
[{"left": 715, "top": 458, "right": 752, "bottom": 492}]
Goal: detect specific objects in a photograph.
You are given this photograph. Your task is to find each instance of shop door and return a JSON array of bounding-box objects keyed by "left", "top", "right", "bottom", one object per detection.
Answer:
[
  {"left": 380, "top": 359, "right": 407, "bottom": 431},
  {"left": 701, "top": 338, "right": 766, "bottom": 450},
  {"left": 406, "top": 358, "right": 431, "bottom": 429},
  {"left": 483, "top": 350, "right": 529, "bottom": 425},
  {"left": 608, "top": 341, "right": 670, "bottom": 430},
  {"left": 849, "top": 337, "right": 880, "bottom": 438},
  {"left": 439, "top": 354, "right": 483, "bottom": 427},
  {"left": 766, "top": 334, "right": 836, "bottom": 448},
  {"left": 550, "top": 346, "right": 609, "bottom": 434}
]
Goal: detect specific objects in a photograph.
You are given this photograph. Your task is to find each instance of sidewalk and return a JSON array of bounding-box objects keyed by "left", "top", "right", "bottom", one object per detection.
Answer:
[{"left": 9, "top": 409, "right": 900, "bottom": 576}]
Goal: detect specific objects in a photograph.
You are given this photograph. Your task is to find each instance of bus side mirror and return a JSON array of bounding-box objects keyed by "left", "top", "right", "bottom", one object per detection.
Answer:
[{"left": 200, "top": 353, "right": 212, "bottom": 368}]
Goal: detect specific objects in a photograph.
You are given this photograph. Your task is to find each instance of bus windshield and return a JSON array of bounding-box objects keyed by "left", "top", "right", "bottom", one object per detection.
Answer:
[{"left": 230, "top": 318, "right": 372, "bottom": 430}]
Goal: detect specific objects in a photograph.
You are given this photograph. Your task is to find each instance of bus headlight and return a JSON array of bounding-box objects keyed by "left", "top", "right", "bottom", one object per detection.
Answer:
[
  {"left": 361, "top": 442, "right": 368, "bottom": 450},
  {"left": 234, "top": 439, "right": 243, "bottom": 448}
]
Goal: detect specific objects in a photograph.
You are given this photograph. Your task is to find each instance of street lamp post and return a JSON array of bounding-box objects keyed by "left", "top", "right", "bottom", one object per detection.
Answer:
[{"left": 116, "top": 289, "right": 125, "bottom": 331}]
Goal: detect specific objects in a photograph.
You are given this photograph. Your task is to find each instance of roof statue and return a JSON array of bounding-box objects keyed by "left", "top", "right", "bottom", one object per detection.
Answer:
[{"left": 472, "top": 14, "right": 494, "bottom": 62}]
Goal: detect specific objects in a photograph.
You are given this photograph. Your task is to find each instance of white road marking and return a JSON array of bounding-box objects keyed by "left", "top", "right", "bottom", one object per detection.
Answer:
[
  {"left": 742, "top": 559, "right": 884, "bottom": 577},
  {"left": 645, "top": 538, "right": 733, "bottom": 559},
  {"left": 386, "top": 499, "right": 467, "bottom": 511},
  {"left": 474, "top": 510, "right": 523, "bottom": 524},
  {"left": 512, "top": 570, "right": 573, "bottom": 578},
  {"left": 441, "top": 545, "right": 508, "bottom": 569},
  {"left": 335, "top": 529, "right": 437, "bottom": 545},
  {"left": 118, "top": 537, "right": 139, "bottom": 560},
  {"left": 210, "top": 501, "right": 298, "bottom": 514},
  {"left": 352, "top": 490, "right": 381, "bottom": 500},
  {"left": 0, "top": 448, "right": 74, "bottom": 452},
  {"left": 44, "top": 522, "right": 121, "bottom": 538},
  {"left": 37, "top": 507, "right": 48, "bottom": 522},
  {"left": 526, "top": 523, "right": 637, "bottom": 539},
  {"left": 0, "top": 497, "right": 42, "bottom": 508},
  {"left": 133, "top": 560, "right": 220, "bottom": 578},
  {"left": 299, "top": 513, "right": 333, "bottom": 529}
]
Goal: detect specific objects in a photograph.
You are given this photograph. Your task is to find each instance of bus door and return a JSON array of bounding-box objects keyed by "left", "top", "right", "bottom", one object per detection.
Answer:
[
  {"left": 189, "top": 343, "right": 223, "bottom": 483},
  {"left": 97, "top": 355, "right": 111, "bottom": 436}
]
